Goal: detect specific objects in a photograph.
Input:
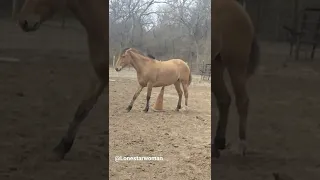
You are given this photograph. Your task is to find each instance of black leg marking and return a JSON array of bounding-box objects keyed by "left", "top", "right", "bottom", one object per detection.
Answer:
[
  {"left": 214, "top": 137, "right": 226, "bottom": 150},
  {"left": 126, "top": 105, "right": 133, "bottom": 112},
  {"left": 53, "top": 138, "right": 75, "bottom": 159},
  {"left": 144, "top": 96, "right": 150, "bottom": 112}
]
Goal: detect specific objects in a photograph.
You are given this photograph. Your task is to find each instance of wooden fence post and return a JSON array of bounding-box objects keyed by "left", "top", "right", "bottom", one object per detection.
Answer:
[
  {"left": 12, "top": 0, "right": 18, "bottom": 19},
  {"left": 293, "top": 0, "right": 301, "bottom": 60}
]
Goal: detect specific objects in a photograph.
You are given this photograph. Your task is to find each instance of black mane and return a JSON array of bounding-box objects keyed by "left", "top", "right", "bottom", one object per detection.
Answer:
[
  {"left": 120, "top": 47, "right": 156, "bottom": 59},
  {"left": 147, "top": 54, "right": 155, "bottom": 59}
]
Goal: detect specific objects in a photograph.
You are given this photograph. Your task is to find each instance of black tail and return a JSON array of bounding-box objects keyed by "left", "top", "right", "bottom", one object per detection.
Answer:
[
  {"left": 188, "top": 73, "right": 192, "bottom": 86},
  {"left": 247, "top": 35, "right": 260, "bottom": 76}
]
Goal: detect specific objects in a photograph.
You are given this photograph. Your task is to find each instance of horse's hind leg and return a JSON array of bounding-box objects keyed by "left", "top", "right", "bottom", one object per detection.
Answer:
[
  {"left": 212, "top": 55, "right": 231, "bottom": 158},
  {"left": 143, "top": 82, "right": 153, "bottom": 112},
  {"left": 181, "top": 81, "right": 189, "bottom": 110},
  {"left": 53, "top": 77, "right": 106, "bottom": 159},
  {"left": 174, "top": 81, "right": 183, "bottom": 111},
  {"left": 227, "top": 58, "right": 250, "bottom": 156},
  {"left": 126, "top": 85, "right": 144, "bottom": 112}
]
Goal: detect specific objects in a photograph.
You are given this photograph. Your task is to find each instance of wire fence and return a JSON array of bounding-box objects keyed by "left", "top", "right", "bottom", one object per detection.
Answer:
[{"left": 245, "top": 0, "right": 320, "bottom": 41}]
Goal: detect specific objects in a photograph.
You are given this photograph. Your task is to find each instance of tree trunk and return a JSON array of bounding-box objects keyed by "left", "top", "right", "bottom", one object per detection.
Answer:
[
  {"left": 129, "top": 17, "right": 136, "bottom": 46},
  {"left": 194, "top": 39, "right": 200, "bottom": 74},
  {"left": 172, "top": 40, "right": 175, "bottom": 57}
]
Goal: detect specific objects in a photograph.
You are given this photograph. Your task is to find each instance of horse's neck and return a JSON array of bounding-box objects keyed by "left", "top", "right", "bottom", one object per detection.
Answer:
[
  {"left": 129, "top": 52, "right": 150, "bottom": 74},
  {"left": 68, "top": 0, "right": 108, "bottom": 40}
]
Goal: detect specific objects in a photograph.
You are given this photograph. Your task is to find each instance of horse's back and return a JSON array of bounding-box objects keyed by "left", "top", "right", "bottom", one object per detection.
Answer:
[
  {"left": 156, "top": 59, "right": 189, "bottom": 74},
  {"left": 166, "top": 59, "right": 190, "bottom": 79},
  {"left": 213, "top": 0, "right": 254, "bottom": 58},
  {"left": 163, "top": 59, "right": 190, "bottom": 71}
]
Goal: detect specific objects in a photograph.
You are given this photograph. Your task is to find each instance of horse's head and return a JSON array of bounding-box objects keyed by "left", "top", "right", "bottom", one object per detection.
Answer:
[
  {"left": 18, "top": 0, "right": 65, "bottom": 32},
  {"left": 115, "top": 48, "right": 132, "bottom": 72}
]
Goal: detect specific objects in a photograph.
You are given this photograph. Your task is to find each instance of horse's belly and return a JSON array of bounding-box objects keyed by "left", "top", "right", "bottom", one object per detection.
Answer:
[
  {"left": 153, "top": 81, "right": 176, "bottom": 87},
  {"left": 153, "top": 74, "right": 178, "bottom": 87}
]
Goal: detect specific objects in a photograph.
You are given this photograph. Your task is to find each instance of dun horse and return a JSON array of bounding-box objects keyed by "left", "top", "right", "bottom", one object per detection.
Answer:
[
  {"left": 115, "top": 48, "right": 192, "bottom": 112},
  {"left": 17, "top": 0, "right": 108, "bottom": 160},
  {"left": 212, "top": 0, "right": 260, "bottom": 158}
]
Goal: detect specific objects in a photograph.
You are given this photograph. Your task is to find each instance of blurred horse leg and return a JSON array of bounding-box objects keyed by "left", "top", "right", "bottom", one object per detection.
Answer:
[
  {"left": 227, "top": 54, "right": 250, "bottom": 156},
  {"left": 53, "top": 35, "right": 107, "bottom": 159},
  {"left": 53, "top": 77, "right": 106, "bottom": 159},
  {"left": 212, "top": 54, "right": 231, "bottom": 158}
]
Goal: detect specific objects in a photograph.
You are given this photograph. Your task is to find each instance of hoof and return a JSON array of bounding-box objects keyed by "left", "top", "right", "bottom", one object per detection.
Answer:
[
  {"left": 126, "top": 105, "right": 132, "bottom": 112},
  {"left": 238, "top": 140, "right": 247, "bottom": 156},
  {"left": 51, "top": 138, "right": 74, "bottom": 160},
  {"left": 46, "top": 150, "right": 65, "bottom": 161},
  {"left": 272, "top": 172, "right": 295, "bottom": 180},
  {"left": 273, "top": 173, "right": 280, "bottom": 180},
  {"left": 143, "top": 107, "right": 149, "bottom": 112},
  {"left": 214, "top": 137, "right": 226, "bottom": 150},
  {"left": 212, "top": 144, "right": 220, "bottom": 158},
  {"left": 51, "top": 148, "right": 66, "bottom": 161},
  {"left": 175, "top": 104, "right": 182, "bottom": 111}
]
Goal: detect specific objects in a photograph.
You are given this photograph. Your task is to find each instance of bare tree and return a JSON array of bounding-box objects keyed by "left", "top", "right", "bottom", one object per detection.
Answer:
[
  {"left": 160, "top": 0, "right": 211, "bottom": 68},
  {"left": 109, "top": 0, "right": 211, "bottom": 73},
  {"left": 109, "top": 0, "right": 158, "bottom": 48}
]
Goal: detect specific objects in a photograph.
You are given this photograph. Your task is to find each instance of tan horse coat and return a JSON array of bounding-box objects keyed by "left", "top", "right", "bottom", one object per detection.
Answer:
[
  {"left": 115, "top": 48, "right": 191, "bottom": 112},
  {"left": 212, "top": 0, "right": 260, "bottom": 158},
  {"left": 132, "top": 58, "right": 191, "bottom": 87}
]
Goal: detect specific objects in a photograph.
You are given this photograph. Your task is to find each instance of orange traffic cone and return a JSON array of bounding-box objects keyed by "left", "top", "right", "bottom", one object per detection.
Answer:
[{"left": 152, "top": 86, "right": 165, "bottom": 111}]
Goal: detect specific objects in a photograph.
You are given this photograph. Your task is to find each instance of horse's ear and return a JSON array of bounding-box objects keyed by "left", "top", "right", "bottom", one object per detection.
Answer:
[
  {"left": 123, "top": 49, "right": 129, "bottom": 56},
  {"left": 124, "top": 48, "right": 133, "bottom": 56}
]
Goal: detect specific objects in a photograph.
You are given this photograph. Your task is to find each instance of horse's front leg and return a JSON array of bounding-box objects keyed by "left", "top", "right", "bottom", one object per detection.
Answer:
[
  {"left": 143, "top": 82, "right": 153, "bottom": 112},
  {"left": 53, "top": 36, "right": 107, "bottom": 160},
  {"left": 53, "top": 77, "right": 106, "bottom": 159},
  {"left": 126, "top": 85, "right": 144, "bottom": 112}
]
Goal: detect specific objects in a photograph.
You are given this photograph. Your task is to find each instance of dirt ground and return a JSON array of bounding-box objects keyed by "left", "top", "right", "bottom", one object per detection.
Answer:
[
  {"left": 212, "top": 43, "right": 320, "bottom": 180},
  {"left": 109, "top": 69, "right": 211, "bottom": 180},
  {"left": 2, "top": 16, "right": 320, "bottom": 180}
]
